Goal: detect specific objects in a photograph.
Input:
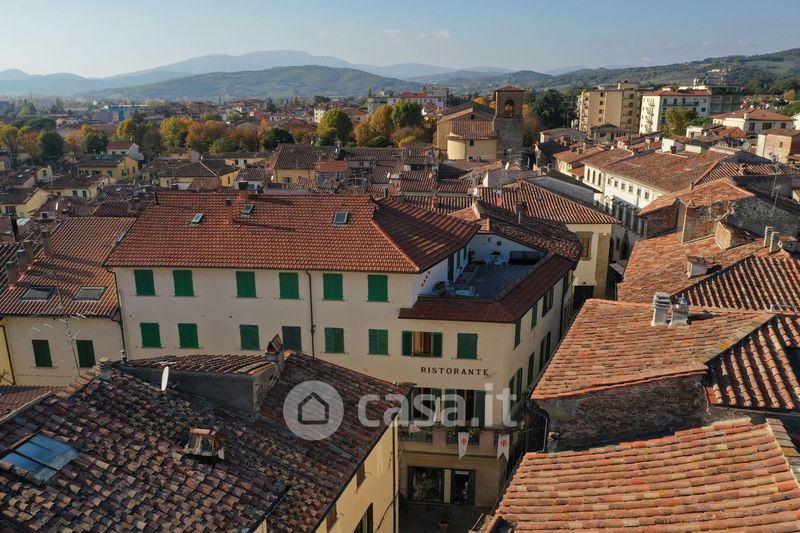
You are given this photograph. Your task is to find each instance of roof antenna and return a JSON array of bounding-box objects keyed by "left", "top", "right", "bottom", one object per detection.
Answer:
[{"left": 160, "top": 366, "right": 170, "bottom": 391}]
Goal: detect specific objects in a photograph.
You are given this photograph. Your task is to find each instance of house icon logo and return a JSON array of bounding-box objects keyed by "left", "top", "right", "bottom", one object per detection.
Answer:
[
  {"left": 283, "top": 380, "right": 344, "bottom": 441},
  {"left": 298, "top": 392, "right": 330, "bottom": 425}
]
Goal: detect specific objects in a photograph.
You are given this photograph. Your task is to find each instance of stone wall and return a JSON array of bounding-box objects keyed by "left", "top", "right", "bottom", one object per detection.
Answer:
[
  {"left": 682, "top": 204, "right": 731, "bottom": 243},
  {"left": 537, "top": 375, "right": 707, "bottom": 450},
  {"left": 642, "top": 203, "right": 679, "bottom": 237}
]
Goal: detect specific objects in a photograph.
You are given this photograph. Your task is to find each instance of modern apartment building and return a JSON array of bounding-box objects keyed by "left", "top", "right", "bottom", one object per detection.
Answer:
[
  {"left": 577, "top": 82, "right": 642, "bottom": 134},
  {"left": 639, "top": 89, "right": 712, "bottom": 134}
]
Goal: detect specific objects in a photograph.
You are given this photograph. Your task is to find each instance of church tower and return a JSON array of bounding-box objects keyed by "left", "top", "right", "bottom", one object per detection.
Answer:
[{"left": 492, "top": 86, "right": 524, "bottom": 162}]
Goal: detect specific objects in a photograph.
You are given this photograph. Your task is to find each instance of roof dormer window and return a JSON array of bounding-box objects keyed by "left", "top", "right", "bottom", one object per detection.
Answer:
[{"left": 332, "top": 211, "right": 349, "bottom": 225}]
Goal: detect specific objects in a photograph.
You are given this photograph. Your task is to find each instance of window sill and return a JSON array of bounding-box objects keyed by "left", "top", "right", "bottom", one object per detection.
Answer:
[
  {"left": 141, "top": 346, "right": 164, "bottom": 349},
  {"left": 172, "top": 295, "right": 196, "bottom": 298},
  {"left": 368, "top": 353, "right": 390, "bottom": 356},
  {"left": 325, "top": 351, "right": 347, "bottom": 355}
]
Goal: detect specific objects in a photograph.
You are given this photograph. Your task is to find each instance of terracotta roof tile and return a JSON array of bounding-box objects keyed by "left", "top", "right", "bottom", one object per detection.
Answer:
[
  {"left": 604, "top": 149, "right": 728, "bottom": 193},
  {"left": 532, "top": 299, "right": 772, "bottom": 400},
  {"left": 694, "top": 160, "right": 798, "bottom": 186},
  {"left": 105, "top": 192, "right": 477, "bottom": 273},
  {"left": 0, "top": 217, "right": 134, "bottom": 317},
  {"left": 639, "top": 177, "right": 754, "bottom": 216},
  {"left": 714, "top": 107, "right": 791, "bottom": 121},
  {"left": 0, "top": 386, "right": 59, "bottom": 419},
  {"left": 494, "top": 418, "right": 800, "bottom": 531},
  {"left": 553, "top": 145, "right": 605, "bottom": 164},
  {"left": 272, "top": 144, "right": 337, "bottom": 170},
  {"left": 447, "top": 119, "right": 497, "bottom": 140}
]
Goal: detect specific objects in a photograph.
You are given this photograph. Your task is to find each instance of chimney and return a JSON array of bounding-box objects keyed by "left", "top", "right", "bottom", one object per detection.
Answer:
[
  {"left": 41, "top": 229, "right": 52, "bottom": 256},
  {"left": 237, "top": 180, "right": 249, "bottom": 201},
  {"left": 5, "top": 260, "right": 18, "bottom": 288},
  {"left": 184, "top": 428, "right": 225, "bottom": 460},
  {"left": 266, "top": 334, "right": 286, "bottom": 373},
  {"left": 224, "top": 198, "right": 233, "bottom": 224},
  {"left": 651, "top": 292, "right": 671, "bottom": 326},
  {"left": 670, "top": 296, "right": 689, "bottom": 327},
  {"left": 764, "top": 226, "right": 775, "bottom": 247},
  {"left": 9, "top": 214, "right": 19, "bottom": 242},
  {"left": 516, "top": 201, "right": 528, "bottom": 224},
  {"left": 769, "top": 231, "right": 781, "bottom": 253},
  {"left": 99, "top": 357, "right": 112, "bottom": 381},
  {"left": 15, "top": 248, "right": 28, "bottom": 273},
  {"left": 23, "top": 240, "right": 34, "bottom": 267}
]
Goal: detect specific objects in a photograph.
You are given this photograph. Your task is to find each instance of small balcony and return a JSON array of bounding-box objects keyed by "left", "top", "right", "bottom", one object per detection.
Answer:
[{"left": 427, "top": 259, "right": 539, "bottom": 299}]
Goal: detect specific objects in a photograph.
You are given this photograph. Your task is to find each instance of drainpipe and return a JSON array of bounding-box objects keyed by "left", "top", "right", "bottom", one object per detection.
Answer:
[{"left": 305, "top": 270, "right": 315, "bottom": 357}]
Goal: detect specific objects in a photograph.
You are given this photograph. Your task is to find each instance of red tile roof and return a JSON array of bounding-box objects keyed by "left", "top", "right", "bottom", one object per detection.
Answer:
[
  {"left": 553, "top": 145, "right": 605, "bottom": 165},
  {"left": 126, "top": 353, "right": 275, "bottom": 375},
  {"left": 714, "top": 107, "right": 791, "bottom": 121},
  {"left": 0, "top": 351, "right": 409, "bottom": 531},
  {"left": 603, "top": 149, "right": 728, "bottom": 193},
  {"left": 494, "top": 418, "right": 800, "bottom": 531},
  {"left": 532, "top": 299, "right": 772, "bottom": 400},
  {"left": 0, "top": 217, "right": 134, "bottom": 317},
  {"left": 105, "top": 192, "right": 477, "bottom": 273},
  {"left": 694, "top": 160, "right": 798, "bottom": 186},
  {"left": 0, "top": 385, "right": 58, "bottom": 419},
  {"left": 643, "top": 89, "right": 711, "bottom": 96},
  {"left": 399, "top": 253, "right": 574, "bottom": 323},
  {"left": 447, "top": 119, "right": 497, "bottom": 140},
  {"left": 638, "top": 177, "right": 754, "bottom": 216},
  {"left": 397, "top": 171, "right": 437, "bottom": 192},
  {"left": 106, "top": 140, "right": 135, "bottom": 150},
  {"left": 482, "top": 182, "right": 619, "bottom": 225},
  {"left": 618, "top": 232, "right": 764, "bottom": 304}
]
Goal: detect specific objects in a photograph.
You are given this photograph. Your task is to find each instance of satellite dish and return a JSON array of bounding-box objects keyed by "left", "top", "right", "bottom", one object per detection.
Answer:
[{"left": 160, "top": 366, "right": 170, "bottom": 391}]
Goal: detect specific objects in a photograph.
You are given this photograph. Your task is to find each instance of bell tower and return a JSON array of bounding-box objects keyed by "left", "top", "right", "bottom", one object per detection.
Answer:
[{"left": 492, "top": 86, "right": 524, "bottom": 162}]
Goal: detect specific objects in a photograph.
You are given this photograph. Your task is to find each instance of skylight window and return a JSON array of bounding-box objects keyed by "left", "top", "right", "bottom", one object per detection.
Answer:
[
  {"left": 332, "top": 211, "right": 349, "bottom": 225},
  {"left": 74, "top": 287, "right": 105, "bottom": 301},
  {"left": 21, "top": 286, "right": 56, "bottom": 301},
  {"left": 1, "top": 433, "right": 78, "bottom": 483},
  {"left": 190, "top": 213, "right": 204, "bottom": 224},
  {"left": 241, "top": 204, "right": 254, "bottom": 215}
]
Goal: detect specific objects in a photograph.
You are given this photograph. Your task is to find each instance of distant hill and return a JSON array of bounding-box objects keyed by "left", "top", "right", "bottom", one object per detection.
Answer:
[{"left": 85, "top": 66, "right": 423, "bottom": 101}]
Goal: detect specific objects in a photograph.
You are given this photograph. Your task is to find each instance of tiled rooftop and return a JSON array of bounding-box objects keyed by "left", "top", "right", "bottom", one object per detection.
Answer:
[
  {"left": 493, "top": 418, "right": 800, "bottom": 531},
  {"left": 603, "top": 149, "right": 728, "bottom": 193}
]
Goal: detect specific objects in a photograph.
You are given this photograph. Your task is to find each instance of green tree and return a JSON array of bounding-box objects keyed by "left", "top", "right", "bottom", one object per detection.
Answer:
[
  {"left": 687, "top": 116, "right": 712, "bottom": 128},
  {"left": 317, "top": 109, "right": 353, "bottom": 145},
  {"left": 210, "top": 136, "right": 238, "bottom": 155},
  {"left": 532, "top": 90, "right": 576, "bottom": 129},
  {"left": 83, "top": 130, "right": 108, "bottom": 154},
  {"left": 0, "top": 125, "right": 20, "bottom": 166},
  {"left": 662, "top": 107, "right": 697, "bottom": 137},
  {"left": 203, "top": 112, "right": 223, "bottom": 122},
  {"left": 160, "top": 117, "right": 193, "bottom": 148},
  {"left": 390, "top": 101, "right": 423, "bottom": 129},
  {"left": 371, "top": 105, "right": 394, "bottom": 139},
  {"left": 141, "top": 128, "right": 162, "bottom": 160},
  {"left": 18, "top": 101, "right": 36, "bottom": 116},
  {"left": 781, "top": 101, "right": 800, "bottom": 116},
  {"left": 37, "top": 131, "right": 63, "bottom": 162},
  {"left": 262, "top": 128, "right": 294, "bottom": 150},
  {"left": 49, "top": 98, "right": 65, "bottom": 114}
]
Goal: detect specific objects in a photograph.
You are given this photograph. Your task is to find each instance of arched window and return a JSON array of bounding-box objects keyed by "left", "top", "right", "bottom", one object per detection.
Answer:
[{"left": 504, "top": 100, "right": 514, "bottom": 117}]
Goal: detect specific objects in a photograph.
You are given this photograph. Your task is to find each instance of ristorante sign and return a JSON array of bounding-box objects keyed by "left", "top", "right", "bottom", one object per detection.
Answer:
[{"left": 419, "top": 366, "right": 490, "bottom": 376}]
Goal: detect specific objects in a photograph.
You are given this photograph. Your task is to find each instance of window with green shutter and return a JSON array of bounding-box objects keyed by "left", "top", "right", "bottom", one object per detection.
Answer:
[
  {"left": 173, "top": 270, "right": 194, "bottom": 296},
  {"left": 76, "top": 340, "right": 95, "bottom": 368},
  {"left": 32, "top": 340, "right": 52, "bottom": 367},
  {"left": 140, "top": 323, "right": 161, "bottom": 348},
  {"left": 240, "top": 325, "right": 260, "bottom": 350},
  {"left": 474, "top": 390, "right": 486, "bottom": 427},
  {"left": 543, "top": 287, "right": 554, "bottom": 315},
  {"left": 456, "top": 333, "right": 478, "bottom": 359},
  {"left": 527, "top": 352, "right": 536, "bottom": 385},
  {"left": 514, "top": 319, "right": 521, "bottom": 347},
  {"left": 134, "top": 269, "right": 155, "bottom": 296},
  {"left": 236, "top": 271, "right": 256, "bottom": 298},
  {"left": 515, "top": 368, "right": 523, "bottom": 401},
  {"left": 530, "top": 301, "right": 538, "bottom": 330},
  {"left": 282, "top": 326, "right": 302, "bottom": 351},
  {"left": 178, "top": 323, "right": 199, "bottom": 349},
  {"left": 368, "top": 329, "right": 389, "bottom": 355},
  {"left": 443, "top": 388, "right": 457, "bottom": 425},
  {"left": 322, "top": 273, "right": 344, "bottom": 301},
  {"left": 279, "top": 272, "right": 299, "bottom": 299},
  {"left": 402, "top": 331, "right": 441, "bottom": 357},
  {"left": 367, "top": 275, "right": 388, "bottom": 302},
  {"left": 324, "top": 328, "right": 345, "bottom": 353}
]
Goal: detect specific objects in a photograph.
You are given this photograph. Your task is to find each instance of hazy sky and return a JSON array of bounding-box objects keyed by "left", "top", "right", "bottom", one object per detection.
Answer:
[{"left": 2, "top": 0, "right": 799, "bottom": 77}]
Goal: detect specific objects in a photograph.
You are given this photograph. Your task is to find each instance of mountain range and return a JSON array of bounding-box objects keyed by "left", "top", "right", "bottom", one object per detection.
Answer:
[{"left": 1, "top": 47, "right": 799, "bottom": 100}]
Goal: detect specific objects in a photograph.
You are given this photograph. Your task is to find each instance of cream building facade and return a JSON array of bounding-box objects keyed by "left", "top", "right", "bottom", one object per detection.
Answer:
[{"left": 577, "top": 82, "right": 641, "bottom": 134}]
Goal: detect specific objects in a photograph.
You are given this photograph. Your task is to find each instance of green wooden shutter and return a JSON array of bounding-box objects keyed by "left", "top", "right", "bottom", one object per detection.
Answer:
[
  {"left": 474, "top": 390, "right": 486, "bottom": 427},
  {"left": 527, "top": 352, "right": 535, "bottom": 385},
  {"left": 402, "top": 331, "right": 412, "bottom": 356},
  {"left": 76, "top": 340, "right": 95, "bottom": 368},
  {"left": 236, "top": 271, "right": 256, "bottom": 298},
  {"left": 240, "top": 324, "right": 260, "bottom": 350},
  {"left": 457, "top": 333, "right": 478, "bottom": 359},
  {"left": 32, "top": 340, "right": 52, "bottom": 367},
  {"left": 279, "top": 272, "right": 299, "bottom": 299},
  {"left": 323, "top": 273, "right": 344, "bottom": 301},
  {"left": 368, "top": 329, "right": 388, "bottom": 355},
  {"left": 134, "top": 269, "right": 155, "bottom": 296},
  {"left": 530, "top": 301, "right": 538, "bottom": 329},
  {"left": 281, "top": 326, "right": 302, "bottom": 351},
  {"left": 514, "top": 319, "right": 521, "bottom": 347},
  {"left": 367, "top": 275, "right": 388, "bottom": 302},
  {"left": 178, "top": 323, "right": 199, "bottom": 348},
  {"left": 443, "top": 389, "right": 457, "bottom": 425},
  {"left": 432, "top": 332, "right": 443, "bottom": 357},
  {"left": 324, "top": 328, "right": 344, "bottom": 353},
  {"left": 173, "top": 270, "right": 194, "bottom": 296},
  {"left": 140, "top": 323, "right": 161, "bottom": 348}
]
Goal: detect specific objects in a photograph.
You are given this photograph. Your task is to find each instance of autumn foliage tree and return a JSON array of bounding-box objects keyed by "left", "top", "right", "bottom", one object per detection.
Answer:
[
  {"left": 317, "top": 109, "right": 353, "bottom": 145},
  {"left": 160, "top": 117, "right": 193, "bottom": 148}
]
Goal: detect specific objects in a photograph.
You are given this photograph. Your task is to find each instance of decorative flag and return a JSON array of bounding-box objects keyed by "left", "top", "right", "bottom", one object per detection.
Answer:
[
  {"left": 408, "top": 423, "right": 420, "bottom": 434},
  {"left": 458, "top": 432, "right": 470, "bottom": 459},
  {"left": 497, "top": 434, "right": 510, "bottom": 461}
]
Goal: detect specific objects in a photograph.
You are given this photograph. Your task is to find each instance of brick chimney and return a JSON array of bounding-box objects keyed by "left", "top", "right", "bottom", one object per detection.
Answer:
[
  {"left": 515, "top": 201, "right": 528, "bottom": 224},
  {"left": 41, "top": 229, "right": 52, "bottom": 256},
  {"left": 15, "top": 248, "right": 28, "bottom": 273},
  {"left": 225, "top": 198, "right": 234, "bottom": 224},
  {"left": 238, "top": 180, "right": 249, "bottom": 201},
  {"left": 5, "top": 260, "right": 18, "bottom": 288}
]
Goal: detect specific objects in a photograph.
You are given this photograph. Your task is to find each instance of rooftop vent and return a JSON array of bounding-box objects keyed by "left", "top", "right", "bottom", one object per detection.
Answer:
[
  {"left": 670, "top": 296, "right": 690, "bottom": 327},
  {"left": 190, "top": 213, "right": 204, "bottom": 225},
  {"left": 651, "top": 292, "right": 671, "bottom": 326},
  {"left": 184, "top": 428, "right": 225, "bottom": 460},
  {"left": 332, "top": 211, "right": 349, "bottom": 225}
]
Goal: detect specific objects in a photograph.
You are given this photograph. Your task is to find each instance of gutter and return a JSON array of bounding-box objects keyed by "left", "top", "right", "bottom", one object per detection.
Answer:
[{"left": 305, "top": 271, "right": 315, "bottom": 357}]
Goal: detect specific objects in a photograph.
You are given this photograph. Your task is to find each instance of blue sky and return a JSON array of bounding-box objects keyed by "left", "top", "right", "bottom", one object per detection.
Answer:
[{"left": 2, "top": 0, "right": 799, "bottom": 77}]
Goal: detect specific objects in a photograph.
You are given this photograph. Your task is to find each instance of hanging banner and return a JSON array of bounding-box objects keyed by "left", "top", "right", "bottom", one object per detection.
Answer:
[
  {"left": 497, "top": 433, "right": 510, "bottom": 461},
  {"left": 458, "top": 432, "right": 470, "bottom": 458}
]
